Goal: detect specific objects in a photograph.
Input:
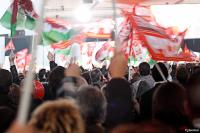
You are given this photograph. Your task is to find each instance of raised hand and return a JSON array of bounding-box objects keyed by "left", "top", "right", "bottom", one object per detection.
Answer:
[
  {"left": 9, "top": 50, "right": 15, "bottom": 65},
  {"left": 47, "top": 51, "right": 55, "bottom": 62},
  {"left": 65, "top": 58, "right": 81, "bottom": 77},
  {"left": 109, "top": 49, "right": 128, "bottom": 78}
]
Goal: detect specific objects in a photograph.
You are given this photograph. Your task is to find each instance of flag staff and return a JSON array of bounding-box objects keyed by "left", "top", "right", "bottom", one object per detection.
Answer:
[{"left": 17, "top": 0, "right": 46, "bottom": 125}]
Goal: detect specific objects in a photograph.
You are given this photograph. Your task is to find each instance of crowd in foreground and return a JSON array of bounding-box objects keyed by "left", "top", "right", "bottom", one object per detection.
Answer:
[{"left": 0, "top": 51, "right": 200, "bottom": 133}]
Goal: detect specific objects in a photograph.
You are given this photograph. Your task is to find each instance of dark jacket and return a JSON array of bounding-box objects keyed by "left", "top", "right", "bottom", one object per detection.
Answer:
[
  {"left": 86, "top": 123, "right": 104, "bottom": 133},
  {"left": 140, "top": 83, "right": 162, "bottom": 120},
  {"left": 10, "top": 65, "right": 20, "bottom": 85},
  {"left": 50, "top": 61, "right": 57, "bottom": 71}
]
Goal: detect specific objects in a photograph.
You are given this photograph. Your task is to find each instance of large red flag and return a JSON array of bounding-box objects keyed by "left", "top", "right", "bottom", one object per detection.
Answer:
[{"left": 119, "top": 5, "right": 194, "bottom": 61}]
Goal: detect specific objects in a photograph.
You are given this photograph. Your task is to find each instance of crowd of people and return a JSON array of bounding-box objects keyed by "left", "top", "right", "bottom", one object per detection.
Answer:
[{"left": 0, "top": 50, "right": 200, "bottom": 133}]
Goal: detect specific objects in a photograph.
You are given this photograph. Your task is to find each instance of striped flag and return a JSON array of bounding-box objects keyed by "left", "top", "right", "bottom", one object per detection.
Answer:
[
  {"left": 120, "top": 5, "right": 194, "bottom": 61},
  {"left": 0, "top": 0, "right": 38, "bottom": 36},
  {"left": 95, "top": 41, "right": 114, "bottom": 62}
]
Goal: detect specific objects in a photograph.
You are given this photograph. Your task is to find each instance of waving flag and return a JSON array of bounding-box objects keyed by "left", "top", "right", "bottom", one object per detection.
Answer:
[
  {"left": 95, "top": 41, "right": 114, "bottom": 62},
  {"left": 5, "top": 39, "right": 15, "bottom": 51},
  {"left": 0, "top": 0, "right": 38, "bottom": 36},
  {"left": 15, "top": 48, "right": 28, "bottom": 69},
  {"left": 119, "top": 5, "right": 194, "bottom": 61}
]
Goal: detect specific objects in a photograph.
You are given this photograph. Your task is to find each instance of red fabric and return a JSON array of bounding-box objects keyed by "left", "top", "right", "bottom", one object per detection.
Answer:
[
  {"left": 33, "top": 80, "right": 45, "bottom": 100},
  {"left": 19, "top": 0, "right": 38, "bottom": 19},
  {"left": 11, "top": 0, "right": 19, "bottom": 24},
  {"left": 15, "top": 48, "right": 28, "bottom": 68},
  {"left": 45, "top": 18, "right": 69, "bottom": 29},
  {"left": 120, "top": 5, "right": 195, "bottom": 61},
  {"left": 5, "top": 40, "right": 15, "bottom": 51},
  {"left": 51, "top": 34, "right": 86, "bottom": 49}
]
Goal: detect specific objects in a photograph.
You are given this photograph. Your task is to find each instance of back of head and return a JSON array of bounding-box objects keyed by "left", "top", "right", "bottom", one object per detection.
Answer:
[
  {"left": 152, "top": 82, "right": 188, "bottom": 127},
  {"left": 77, "top": 85, "right": 106, "bottom": 124},
  {"left": 139, "top": 62, "right": 150, "bottom": 76},
  {"left": 0, "top": 69, "right": 12, "bottom": 94},
  {"left": 48, "top": 66, "right": 65, "bottom": 94},
  {"left": 176, "top": 65, "right": 189, "bottom": 86},
  {"left": 104, "top": 79, "right": 133, "bottom": 128},
  {"left": 152, "top": 63, "right": 168, "bottom": 82},
  {"left": 111, "top": 121, "right": 175, "bottom": 133},
  {"left": 29, "top": 99, "right": 84, "bottom": 133},
  {"left": 90, "top": 69, "right": 102, "bottom": 88},
  {"left": 0, "top": 106, "right": 15, "bottom": 133},
  {"left": 187, "top": 70, "right": 200, "bottom": 119},
  {"left": 38, "top": 69, "right": 46, "bottom": 82}
]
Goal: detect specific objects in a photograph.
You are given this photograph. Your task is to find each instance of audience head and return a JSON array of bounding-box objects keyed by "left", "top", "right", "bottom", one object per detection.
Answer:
[
  {"left": 104, "top": 79, "right": 133, "bottom": 129},
  {"left": 89, "top": 69, "right": 102, "bottom": 88},
  {"left": 0, "top": 106, "right": 15, "bottom": 133},
  {"left": 111, "top": 121, "right": 175, "bottom": 133},
  {"left": 139, "top": 62, "right": 151, "bottom": 76},
  {"left": 38, "top": 69, "right": 46, "bottom": 82},
  {"left": 28, "top": 99, "right": 84, "bottom": 133},
  {"left": 176, "top": 65, "right": 189, "bottom": 86},
  {"left": 131, "top": 73, "right": 140, "bottom": 83},
  {"left": 152, "top": 63, "right": 168, "bottom": 82},
  {"left": 48, "top": 66, "right": 65, "bottom": 94},
  {"left": 76, "top": 85, "right": 106, "bottom": 124},
  {"left": 0, "top": 69, "right": 12, "bottom": 94},
  {"left": 152, "top": 82, "right": 189, "bottom": 128},
  {"left": 187, "top": 71, "right": 200, "bottom": 119}
]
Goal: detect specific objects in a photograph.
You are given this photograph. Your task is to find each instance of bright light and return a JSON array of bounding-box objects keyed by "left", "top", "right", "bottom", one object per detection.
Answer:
[
  {"left": 74, "top": 5, "right": 92, "bottom": 23},
  {"left": 150, "top": 4, "right": 200, "bottom": 39}
]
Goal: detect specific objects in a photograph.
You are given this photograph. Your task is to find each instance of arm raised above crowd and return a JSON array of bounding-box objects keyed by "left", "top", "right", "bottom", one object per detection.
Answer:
[
  {"left": 109, "top": 50, "right": 128, "bottom": 78},
  {"left": 65, "top": 63, "right": 81, "bottom": 78},
  {"left": 9, "top": 51, "right": 20, "bottom": 85},
  {"left": 47, "top": 51, "right": 57, "bottom": 71}
]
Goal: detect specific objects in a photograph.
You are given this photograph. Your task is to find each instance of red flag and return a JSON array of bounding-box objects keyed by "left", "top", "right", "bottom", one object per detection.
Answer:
[
  {"left": 19, "top": 0, "right": 38, "bottom": 19},
  {"left": 11, "top": 0, "right": 19, "bottom": 37},
  {"left": 15, "top": 48, "right": 28, "bottom": 69},
  {"left": 95, "top": 41, "right": 114, "bottom": 62},
  {"left": 5, "top": 40, "right": 15, "bottom": 51},
  {"left": 121, "top": 5, "right": 194, "bottom": 61}
]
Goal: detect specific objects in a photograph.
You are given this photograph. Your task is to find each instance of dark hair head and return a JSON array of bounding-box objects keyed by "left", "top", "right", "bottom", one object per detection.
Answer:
[
  {"left": 152, "top": 82, "right": 188, "bottom": 128},
  {"left": 176, "top": 65, "right": 189, "bottom": 86},
  {"left": 77, "top": 85, "right": 106, "bottom": 124},
  {"left": 0, "top": 106, "right": 15, "bottom": 133},
  {"left": 139, "top": 62, "right": 151, "bottom": 76},
  {"left": 48, "top": 66, "right": 65, "bottom": 95},
  {"left": 0, "top": 69, "right": 12, "bottom": 94},
  {"left": 111, "top": 121, "right": 175, "bottom": 133},
  {"left": 187, "top": 71, "right": 200, "bottom": 118},
  {"left": 104, "top": 79, "right": 133, "bottom": 128},
  {"left": 152, "top": 63, "right": 168, "bottom": 82},
  {"left": 38, "top": 69, "right": 46, "bottom": 82}
]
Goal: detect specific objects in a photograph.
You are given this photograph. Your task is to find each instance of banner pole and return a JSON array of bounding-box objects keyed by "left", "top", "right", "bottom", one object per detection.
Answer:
[
  {"left": 17, "top": 0, "right": 46, "bottom": 125},
  {"left": 155, "top": 63, "right": 167, "bottom": 81}
]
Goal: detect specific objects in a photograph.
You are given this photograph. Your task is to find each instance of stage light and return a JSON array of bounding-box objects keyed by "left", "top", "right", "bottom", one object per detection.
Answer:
[{"left": 74, "top": 5, "right": 92, "bottom": 23}]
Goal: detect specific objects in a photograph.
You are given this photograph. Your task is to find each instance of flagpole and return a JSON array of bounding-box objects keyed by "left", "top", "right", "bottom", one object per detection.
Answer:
[
  {"left": 17, "top": 0, "right": 46, "bottom": 125},
  {"left": 111, "top": 0, "right": 119, "bottom": 49},
  {"left": 155, "top": 63, "right": 167, "bottom": 81}
]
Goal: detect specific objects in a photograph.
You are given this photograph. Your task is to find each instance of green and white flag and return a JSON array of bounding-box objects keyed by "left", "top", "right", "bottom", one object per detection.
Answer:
[{"left": 0, "top": 0, "right": 38, "bottom": 36}]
